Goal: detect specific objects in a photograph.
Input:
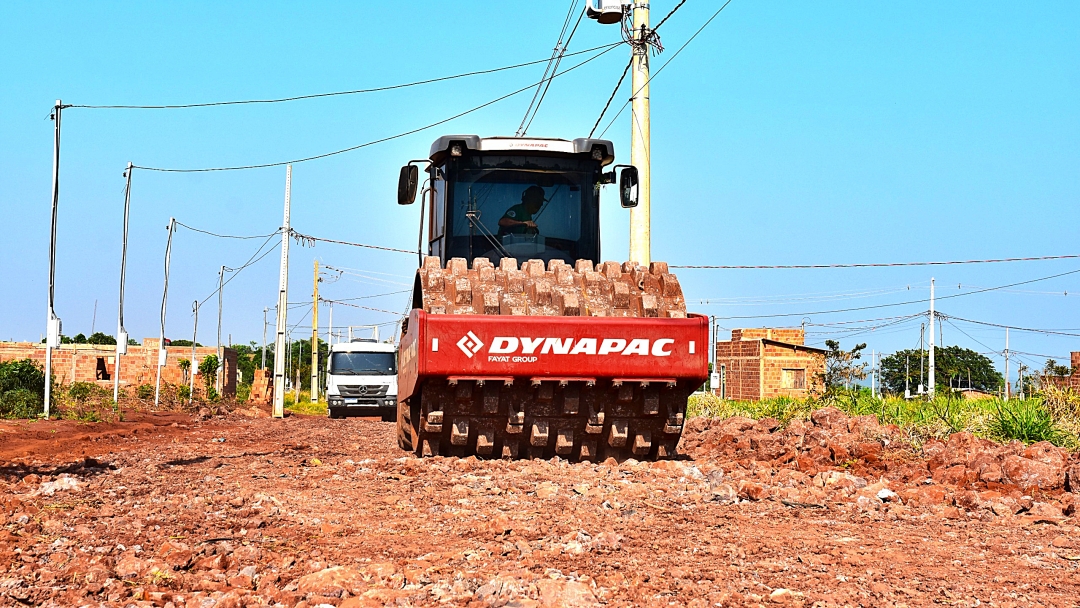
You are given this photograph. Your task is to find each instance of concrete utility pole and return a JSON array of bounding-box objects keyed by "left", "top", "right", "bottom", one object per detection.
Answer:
[
  {"left": 154, "top": 218, "right": 176, "bottom": 407},
  {"left": 261, "top": 307, "right": 268, "bottom": 369},
  {"left": 628, "top": 2, "right": 651, "bottom": 266},
  {"left": 216, "top": 265, "right": 225, "bottom": 394},
  {"left": 928, "top": 278, "right": 936, "bottom": 399},
  {"left": 44, "top": 99, "right": 64, "bottom": 419},
  {"left": 311, "top": 260, "right": 320, "bottom": 402},
  {"left": 919, "top": 323, "right": 925, "bottom": 395},
  {"left": 295, "top": 338, "right": 303, "bottom": 403},
  {"left": 272, "top": 165, "right": 292, "bottom": 418},
  {"left": 114, "top": 162, "right": 133, "bottom": 404},
  {"left": 327, "top": 301, "right": 334, "bottom": 347},
  {"left": 190, "top": 301, "right": 198, "bottom": 406},
  {"left": 1004, "top": 327, "right": 1010, "bottom": 400},
  {"left": 871, "top": 350, "right": 876, "bottom": 398}
]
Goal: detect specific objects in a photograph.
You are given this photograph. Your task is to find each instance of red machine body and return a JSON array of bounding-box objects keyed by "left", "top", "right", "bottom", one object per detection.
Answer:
[{"left": 399, "top": 309, "right": 709, "bottom": 401}]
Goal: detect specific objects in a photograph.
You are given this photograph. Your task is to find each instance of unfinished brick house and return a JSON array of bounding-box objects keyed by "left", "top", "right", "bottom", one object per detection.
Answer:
[
  {"left": 0, "top": 339, "right": 238, "bottom": 397},
  {"left": 1047, "top": 351, "right": 1080, "bottom": 391},
  {"left": 714, "top": 328, "right": 825, "bottom": 401}
]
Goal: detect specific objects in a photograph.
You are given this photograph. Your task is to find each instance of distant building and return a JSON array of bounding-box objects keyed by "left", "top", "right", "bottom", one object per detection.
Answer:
[
  {"left": 1047, "top": 351, "right": 1080, "bottom": 391},
  {"left": 714, "top": 328, "right": 825, "bottom": 401},
  {"left": 0, "top": 339, "right": 237, "bottom": 397}
]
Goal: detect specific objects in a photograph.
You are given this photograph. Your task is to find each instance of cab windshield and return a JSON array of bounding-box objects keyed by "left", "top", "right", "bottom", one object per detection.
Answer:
[
  {"left": 329, "top": 352, "right": 396, "bottom": 376},
  {"left": 443, "top": 154, "right": 601, "bottom": 266}
]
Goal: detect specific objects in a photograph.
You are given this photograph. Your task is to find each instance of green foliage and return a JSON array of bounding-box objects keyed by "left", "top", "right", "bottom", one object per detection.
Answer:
[
  {"left": 198, "top": 354, "right": 219, "bottom": 395},
  {"left": 72, "top": 333, "right": 87, "bottom": 344},
  {"left": 136, "top": 384, "right": 154, "bottom": 400},
  {"left": 86, "top": 332, "right": 116, "bottom": 345},
  {"left": 236, "top": 382, "right": 251, "bottom": 403},
  {"left": 206, "top": 386, "right": 219, "bottom": 402},
  {"left": 177, "top": 384, "right": 191, "bottom": 400},
  {"left": 881, "top": 346, "right": 1002, "bottom": 394},
  {"left": 0, "top": 389, "right": 42, "bottom": 419},
  {"left": 821, "top": 340, "right": 868, "bottom": 394},
  {"left": 68, "top": 382, "right": 97, "bottom": 401},
  {"left": 170, "top": 340, "right": 202, "bottom": 347},
  {"left": 0, "top": 359, "right": 46, "bottom": 396},
  {"left": 285, "top": 390, "right": 327, "bottom": 416},
  {"left": 178, "top": 358, "right": 191, "bottom": 371},
  {"left": 989, "top": 400, "right": 1066, "bottom": 445}
]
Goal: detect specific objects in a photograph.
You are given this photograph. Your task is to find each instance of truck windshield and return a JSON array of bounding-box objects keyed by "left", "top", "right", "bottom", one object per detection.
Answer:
[
  {"left": 443, "top": 154, "right": 601, "bottom": 266},
  {"left": 329, "top": 352, "right": 396, "bottom": 375}
]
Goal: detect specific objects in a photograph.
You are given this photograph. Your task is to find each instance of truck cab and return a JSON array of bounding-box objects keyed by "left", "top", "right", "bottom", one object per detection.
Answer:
[{"left": 325, "top": 339, "right": 398, "bottom": 421}]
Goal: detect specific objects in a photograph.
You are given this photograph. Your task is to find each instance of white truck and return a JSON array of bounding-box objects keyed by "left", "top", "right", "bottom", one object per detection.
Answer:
[{"left": 325, "top": 338, "right": 398, "bottom": 421}]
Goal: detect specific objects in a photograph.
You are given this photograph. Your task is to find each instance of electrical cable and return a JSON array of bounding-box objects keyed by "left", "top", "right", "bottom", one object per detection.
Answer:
[
  {"left": 714, "top": 266, "right": 1080, "bottom": 320},
  {"left": 289, "top": 230, "right": 415, "bottom": 254},
  {"left": 599, "top": 0, "right": 735, "bottom": 138},
  {"left": 321, "top": 299, "right": 405, "bottom": 316},
  {"left": 321, "top": 290, "right": 411, "bottom": 302},
  {"left": 176, "top": 221, "right": 280, "bottom": 240},
  {"left": 652, "top": 0, "right": 689, "bottom": 33},
  {"left": 672, "top": 253, "right": 1080, "bottom": 269},
  {"left": 517, "top": 1, "right": 577, "bottom": 136},
  {"left": 938, "top": 314, "right": 1080, "bottom": 338},
  {"left": 589, "top": 58, "right": 633, "bottom": 138},
  {"left": 520, "top": 6, "right": 588, "bottom": 136},
  {"left": 65, "top": 44, "right": 620, "bottom": 110},
  {"left": 132, "top": 45, "right": 620, "bottom": 173},
  {"left": 196, "top": 234, "right": 280, "bottom": 309}
]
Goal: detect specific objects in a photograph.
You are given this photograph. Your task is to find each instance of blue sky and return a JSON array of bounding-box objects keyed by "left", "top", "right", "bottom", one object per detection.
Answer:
[{"left": 2, "top": 2, "right": 1078, "bottom": 381}]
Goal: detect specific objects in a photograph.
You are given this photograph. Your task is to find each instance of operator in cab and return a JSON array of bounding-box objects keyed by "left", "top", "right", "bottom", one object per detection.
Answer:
[{"left": 497, "top": 185, "right": 545, "bottom": 237}]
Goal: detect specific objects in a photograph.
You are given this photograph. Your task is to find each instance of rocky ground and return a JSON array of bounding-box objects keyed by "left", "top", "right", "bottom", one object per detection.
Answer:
[{"left": 2, "top": 407, "right": 1080, "bottom": 607}]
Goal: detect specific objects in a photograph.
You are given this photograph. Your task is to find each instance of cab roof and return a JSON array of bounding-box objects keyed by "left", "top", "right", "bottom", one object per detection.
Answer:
[{"left": 428, "top": 135, "right": 615, "bottom": 166}]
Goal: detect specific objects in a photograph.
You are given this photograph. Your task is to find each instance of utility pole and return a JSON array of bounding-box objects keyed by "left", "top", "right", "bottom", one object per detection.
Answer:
[
  {"left": 311, "top": 260, "right": 320, "bottom": 403},
  {"left": 1018, "top": 363, "right": 1025, "bottom": 400},
  {"left": 113, "top": 162, "right": 133, "bottom": 404},
  {"left": 154, "top": 217, "right": 176, "bottom": 407},
  {"left": 871, "top": 350, "right": 876, "bottom": 398},
  {"left": 296, "top": 338, "right": 303, "bottom": 403},
  {"left": 1004, "top": 327, "right": 1010, "bottom": 400},
  {"left": 272, "top": 165, "right": 292, "bottom": 418},
  {"left": 44, "top": 99, "right": 64, "bottom": 419},
  {"left": 261, "top": 307, "right": 268, "bottom": 369},
  {"left": 327, "top": 301, "right": 334, "bottom": 347},
  {"left": 905, "top": 353, "right": 910, "bottom": 399},
  {"left": 190, "top": 301, "right": 198, "bottom": 406},
  {"left": 216, "top": 266, "right": 225, "bottom": 394},
  {"left": 628, "top": 1, "right": 651, "bottom": 266},
  {"left": 928, "top": 278, "right": 936, "bottom": 399}
]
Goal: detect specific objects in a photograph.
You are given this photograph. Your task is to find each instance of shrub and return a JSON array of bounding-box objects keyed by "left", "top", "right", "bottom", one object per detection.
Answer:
[
  {"left": 236, "top": 382, "right": 251, "bottom": 403},
  {"left": 68, "top": 381, "right": 97, "bottom": 401},
  {"left": 206, "top": 386, "right": 219, "bottom": 402},
  {"left": 137, "top": 384, "right": 154, "bottom": 400},
  {"left": 177, "top": 385, "right": 191, "bottom": 401},
  {"left": 988, "top": 400, "right": 1067, "bottom": 445},
  {"left": 0, "top": 359, "right": 46, "bottom": 396},
  {"left": 0, "top": 389, "right": 43, "bottom": 419}
]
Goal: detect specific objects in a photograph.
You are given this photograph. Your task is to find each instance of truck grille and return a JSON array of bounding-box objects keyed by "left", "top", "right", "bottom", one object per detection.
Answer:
[{"left": 338, "top": 385, "right": 389, "bottom": 398}]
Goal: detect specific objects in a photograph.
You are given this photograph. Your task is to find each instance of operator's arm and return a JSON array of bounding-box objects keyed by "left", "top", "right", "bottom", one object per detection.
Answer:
[{"left": 499, "top": 216, "right": 537, "bottom": 229}]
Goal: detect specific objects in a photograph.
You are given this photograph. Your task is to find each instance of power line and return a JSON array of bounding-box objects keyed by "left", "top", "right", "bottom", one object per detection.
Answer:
[
  {"left": 291, "top": 231, "right": 415, "bottom": 254},
  {"left": 517, "top": 1, "right": 578, "bottom": 136},
  {"left": 715, "top": 266, "right": 1080, "bottom": 320},
  {"left": 321, "top": 299, "right": 405, "bottom": 316},
  {"left": 589, "top": 58, "right": 633, "bottom": 138},
  {"left": 131, "top": 45, "right": 620, "bottom": 173},
  {"left": 599, "top": 0, "right": 735, "bottom": 138},
  {"left": 176, "top": 221, "right": 279, "bottom": 240},
  {"left": 519, "top": 6, "right": 588, "bottom": 136},
  {"left": 652, "top": 0, "right": 689, "bottom": 33},
  {"left": 324, "top": 290, "right": 411, "bottom": 302},
  {"left": 673, "top": 253, "right": 1080, "bottom": 269},
  {"left": 64, "top": 44, "right": 620, "bottom": 110},
  {"left": 196, "top": 233, "right": 280, "bottom": 309},
  {"left": 939, "top": 314, "right": 1080, "bottom": 338}
]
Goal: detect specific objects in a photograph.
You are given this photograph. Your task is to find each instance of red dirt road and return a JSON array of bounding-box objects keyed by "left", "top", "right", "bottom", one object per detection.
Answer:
[{"left": 1, "top": 412, "right": 1079, "bottom": 607}]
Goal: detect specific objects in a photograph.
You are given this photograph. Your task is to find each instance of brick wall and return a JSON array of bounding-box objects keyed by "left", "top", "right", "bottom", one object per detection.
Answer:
[
  {"left": 715, "top": 339, "right": 762, "bottom": 400},
  {"left": 0, "top": 340, "right": 238, "bottom": 397},
  {"left": 715, "top": 328, "right": 824, "bottom": 401},
  {"left": 759, "top": 342, "right": 825, "bottom": 399},
  {"left": 730, "top": 328, "right": 805, "bottom": 346}
]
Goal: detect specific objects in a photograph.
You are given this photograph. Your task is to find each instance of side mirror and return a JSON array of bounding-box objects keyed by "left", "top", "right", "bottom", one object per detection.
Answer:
[
  {"left": 397, "top": 165, "right": 418, "bottom": 205},
  {"left": 619, "top": 166, "right": 639, "bottom": 208}
]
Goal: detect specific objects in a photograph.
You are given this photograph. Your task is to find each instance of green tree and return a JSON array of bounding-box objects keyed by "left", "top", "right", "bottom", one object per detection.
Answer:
[
  {"left": 0, "top": 359, "right": 46, "bottom": 418},
  {"left": 198, "top": 354, "right": 219, "bottom": 397},
  {"left": 171, "top": 340, "right": 203, "bottom": 347},
  {"left": 880, "top": 346, "right": 1002, "bottom": 395},
  {"left": 87, "top": 332, "right": 116, "bottom": 345},
  {"left": 820, "top": 340, "right": 868, "bottom": 395}
]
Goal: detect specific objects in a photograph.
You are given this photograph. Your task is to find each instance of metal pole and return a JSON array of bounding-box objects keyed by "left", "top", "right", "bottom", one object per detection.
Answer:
[
  {"left": 113, "top": 162, "right": 133, "bottom": 404},
  {"left": 311, "top": 259, "right": 319, "bottom": 402},
  {"left": 628, "top": 2, "right": 651, "bottom": 266},
  {"left": 154, "top": 218, "right": 176, "bottom": 407},
  {"left": 217, "top": 265, "right": 224, "bottom": 394},
  {"left": 44, "top": 99, "right": 63, "bottom": 419},
  {"left": 919, "top": 323, "right": 925, "bottom": 395},
  {"left": 261, "top": 307, "right": 268, "bottom": 369},
  {"left": 928, "top": 278, "right": 936, "bottom": 399},
  {"left": 272, "top": 165, "right": 292, "bottom": 418},
  {"left": 1004, "top": 327, "right": 1010, "bottom": 400},
  {"left": 905, "top": 353, "right": 910, "bottom": 399},
  {"left": 190, "top": 301, "right": 198, "bottom": 406}
]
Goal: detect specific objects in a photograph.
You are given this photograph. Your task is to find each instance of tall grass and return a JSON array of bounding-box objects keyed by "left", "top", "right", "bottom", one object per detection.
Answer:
[{"left": 688, "top": 389, "right": 1080, "bottom": 450}]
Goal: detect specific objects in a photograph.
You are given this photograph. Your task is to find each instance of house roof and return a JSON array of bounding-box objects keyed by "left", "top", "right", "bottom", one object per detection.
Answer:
[{"left": 760, "top": 338, "right": 827, "bottom": 354}]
